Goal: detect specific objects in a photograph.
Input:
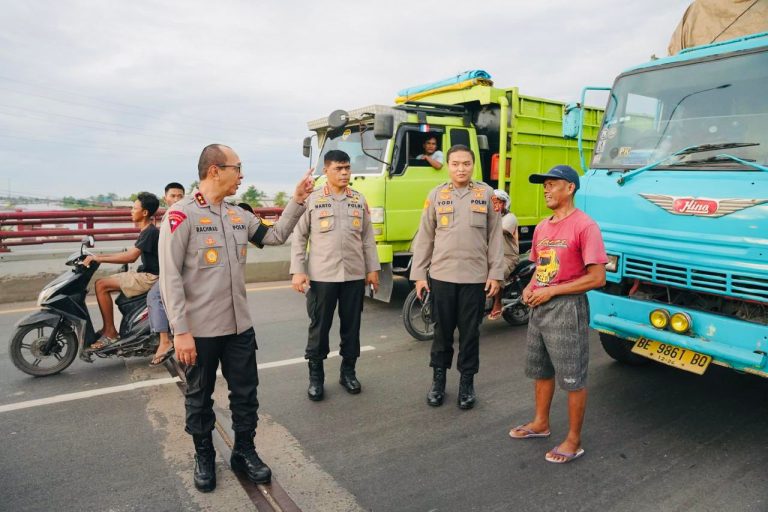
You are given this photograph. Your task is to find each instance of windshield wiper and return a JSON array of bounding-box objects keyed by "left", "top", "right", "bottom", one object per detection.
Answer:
[
  {"left": 617, "top": 142, "right": 763, "bottom": 185},
  {"left": 668, "top": 153, "right": 768, "bottom": 172}
]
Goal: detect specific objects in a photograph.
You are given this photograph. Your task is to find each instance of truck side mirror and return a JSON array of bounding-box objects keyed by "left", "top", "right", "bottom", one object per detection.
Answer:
[
  {"left": 477, "top": 134, "right": 489, "bottom": 151},
  {"left": 302, "top": 136, "right": 312, "bottom": 158},
  {"left": 374, "top": 114, "right": 394, "bottom": 140},
  {"left": 328, "top": 110, "right": 349, "bottom": 130},
  {"left": 562, "top": 103, "right": 581, "bottom": 139}
]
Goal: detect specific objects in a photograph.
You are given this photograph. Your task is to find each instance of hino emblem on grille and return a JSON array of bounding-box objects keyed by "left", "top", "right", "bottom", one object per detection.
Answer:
[{"left": 639, "top": 194, "right": 768, "bottom": 217}]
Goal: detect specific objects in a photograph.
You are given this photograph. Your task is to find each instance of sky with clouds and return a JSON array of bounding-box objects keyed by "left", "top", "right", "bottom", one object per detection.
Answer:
[{"left": 0, "top": 0, "right": 693, "bottom": 200}]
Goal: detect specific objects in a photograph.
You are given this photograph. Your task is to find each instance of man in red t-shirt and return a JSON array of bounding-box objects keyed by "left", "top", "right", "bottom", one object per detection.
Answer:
[{"left": 508, "top": 165, "right": 607, "bottom": 465}]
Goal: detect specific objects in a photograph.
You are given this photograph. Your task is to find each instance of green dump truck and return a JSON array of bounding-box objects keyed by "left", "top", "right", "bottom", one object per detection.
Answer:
[{"left": 303, "top": 80, "right": 602, "bottom": 301}]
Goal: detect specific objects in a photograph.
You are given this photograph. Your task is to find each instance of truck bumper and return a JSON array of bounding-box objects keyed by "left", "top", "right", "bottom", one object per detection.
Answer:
[{"left": 588, "top": 291, "right": 767, "bottom": 372}]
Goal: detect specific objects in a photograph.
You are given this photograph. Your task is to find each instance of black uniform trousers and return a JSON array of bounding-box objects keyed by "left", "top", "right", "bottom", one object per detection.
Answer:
[
  {"left": 430, "top": 279, "right": 486, "bottom": 375},
  {"left": 305, "top": 280, "right": 365, "bottom": 360},
  {"left": 185, "top": 328, "right": 259, "bottom": 436}
]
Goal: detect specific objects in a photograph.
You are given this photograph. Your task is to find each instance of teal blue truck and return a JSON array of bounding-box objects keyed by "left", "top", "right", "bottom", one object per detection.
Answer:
[{"left": 566, "top": 32, "right": 768, "bottom": 377}]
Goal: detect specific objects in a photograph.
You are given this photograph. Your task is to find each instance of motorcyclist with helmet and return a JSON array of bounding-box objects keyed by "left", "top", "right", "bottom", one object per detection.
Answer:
[{"left": 489, "top": 189, "right": 520, "bottom": 320}]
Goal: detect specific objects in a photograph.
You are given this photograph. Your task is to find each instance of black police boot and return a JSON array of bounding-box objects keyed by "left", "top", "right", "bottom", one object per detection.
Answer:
[
  {"left": 426, "top": 367, "right": 447, "bottom": 407},
  {"left": 458, "top": 373, "right": 477, "bottom": 410},
  {"left": 339, "top": 358, "right": 362, "bottom": 394},
  {"left": 307, "top": 359, "right": 325, "bottom": 401},
  {"left": 230, "top": 430, "right": 272, "bottom": 484},
  {"left": 192, "top": 433, "right": 216, "bottom": 493}
]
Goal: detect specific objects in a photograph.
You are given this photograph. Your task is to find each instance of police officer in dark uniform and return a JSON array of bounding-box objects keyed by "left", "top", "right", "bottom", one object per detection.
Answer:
[
  {"left": 411, "top": 144, "right": 504, "bottom": 409},
  {"left": 159, "top": 144, "right": 313, "bottom": 492},
  {"left": 290, "top": 150, "right": 380, "bottom": 401}
]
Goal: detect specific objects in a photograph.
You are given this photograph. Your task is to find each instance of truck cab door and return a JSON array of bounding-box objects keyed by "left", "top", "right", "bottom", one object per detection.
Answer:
[{"left": 385, "top": 126, "right": 447, "bottom": 249}]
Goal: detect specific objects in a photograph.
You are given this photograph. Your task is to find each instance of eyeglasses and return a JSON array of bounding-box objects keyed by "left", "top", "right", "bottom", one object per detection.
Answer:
[{"left": 216, "top": 164, "right": 242, "bottom": 173}]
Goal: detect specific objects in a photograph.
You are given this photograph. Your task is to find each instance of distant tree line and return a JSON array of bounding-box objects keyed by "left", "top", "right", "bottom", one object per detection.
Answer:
[{"left": 63, "top": 186, "right": 289, "bottom": 209}]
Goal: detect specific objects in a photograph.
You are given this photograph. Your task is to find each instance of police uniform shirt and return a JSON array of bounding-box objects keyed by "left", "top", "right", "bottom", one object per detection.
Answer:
[
  {"left": 290, "top": 185, "right": 380, "bottom": 281},
  {"left": 159, "top": 190, "right": 306, "bottom": 337},
  {"left": 411, "top": 181, "right": 504, "bottom": 283}
]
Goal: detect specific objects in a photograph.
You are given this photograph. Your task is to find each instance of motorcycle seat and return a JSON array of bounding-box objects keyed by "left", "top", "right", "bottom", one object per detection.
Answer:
[{"left": 115, "top": 292, "right": 149, "bottom": 308}]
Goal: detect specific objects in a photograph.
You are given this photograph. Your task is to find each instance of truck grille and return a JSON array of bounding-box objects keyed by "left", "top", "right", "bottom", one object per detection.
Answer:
[{"left": 624, "top": 257, "right": 768, "bottom": 303}]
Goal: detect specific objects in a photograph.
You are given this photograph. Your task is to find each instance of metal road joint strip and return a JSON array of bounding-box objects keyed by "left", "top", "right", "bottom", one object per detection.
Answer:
[{"left": 167, "top": 353, "right": 303, "bottom": 511}]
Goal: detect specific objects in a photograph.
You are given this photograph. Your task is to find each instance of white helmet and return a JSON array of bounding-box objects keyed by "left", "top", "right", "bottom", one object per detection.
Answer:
[{"left": 493, "top": 189, "right": 510, "bottom": 212}]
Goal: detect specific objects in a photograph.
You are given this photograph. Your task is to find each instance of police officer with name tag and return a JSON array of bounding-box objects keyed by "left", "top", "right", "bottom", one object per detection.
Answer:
[
  {"left": 291, "top": 150, "right": 380, "bottom": 401},
  {"left": 159, "top": 144, "right": 313, "bottom": 492},
  {"left": 411, "top": 144, "right": 504, "bottom": 409}
]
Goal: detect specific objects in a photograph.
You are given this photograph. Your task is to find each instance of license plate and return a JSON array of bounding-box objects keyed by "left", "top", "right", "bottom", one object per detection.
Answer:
[{"left": 631, "top": 338, "right": 712, "bottom": 375}]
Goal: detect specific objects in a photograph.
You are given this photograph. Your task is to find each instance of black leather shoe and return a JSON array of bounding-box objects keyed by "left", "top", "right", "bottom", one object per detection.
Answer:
[
  {"left": 427, "top": 367, "right": 446, "bottom": 407},
  {"left": 339, "top": 358, "right": 361, "bottom": 394},
  {"left": 307, "top": 359, "right": 324, "bottom": 401},
  {"left": 192, "top": 434, "right": 216, "bottom": 492},
  {"left": 458, "top": 373, "right": 476, "bottom": 410},
  {"left": 230, "top": 431, "right": 272, "bottom": 484}
]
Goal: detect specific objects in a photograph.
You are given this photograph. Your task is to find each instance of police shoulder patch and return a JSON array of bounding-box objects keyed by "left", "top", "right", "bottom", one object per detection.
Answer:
[{"left": 168, "top": 210, "right": 187, "bottom": 234}]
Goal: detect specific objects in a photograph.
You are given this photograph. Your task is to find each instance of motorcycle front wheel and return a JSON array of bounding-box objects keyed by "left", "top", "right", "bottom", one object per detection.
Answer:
[
  {"left": 10, "top": 321, "right": 78, "bottom": 376},
  {"left": 502, "top": 304, "right": 530, "bottom": 326},
  {"left": 402, "top": 288, "right": 435, "bottom": 341}
]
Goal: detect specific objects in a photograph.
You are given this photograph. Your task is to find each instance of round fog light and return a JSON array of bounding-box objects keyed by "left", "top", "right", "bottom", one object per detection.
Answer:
[
  {"left": 649, "top": 309, "right": 670, "bottom": 329},
  {"left": 670, "top": 312, "right": 692, "bottom": 334}
]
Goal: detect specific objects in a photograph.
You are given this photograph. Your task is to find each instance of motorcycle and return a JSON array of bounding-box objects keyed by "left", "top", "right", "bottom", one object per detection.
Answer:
[
  {"left": 9, "top": 236, "right": 159, "bottom": 377},
  {"left": 402, "top": 258, "right": 536, "bottom": 341}
]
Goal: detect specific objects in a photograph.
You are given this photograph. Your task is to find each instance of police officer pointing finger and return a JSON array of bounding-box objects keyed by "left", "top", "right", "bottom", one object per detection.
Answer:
[{"left": 159, "top": 144, "right": 312, "bottom": 493}]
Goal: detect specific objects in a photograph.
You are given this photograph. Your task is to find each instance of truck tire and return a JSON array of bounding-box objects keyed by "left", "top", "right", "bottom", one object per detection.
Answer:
[
  {"left": 599, "top": 333, "right": 648, "bottom": 366},
  {"left": 402, "top": 288, "right": 434, "bottom": 341}
]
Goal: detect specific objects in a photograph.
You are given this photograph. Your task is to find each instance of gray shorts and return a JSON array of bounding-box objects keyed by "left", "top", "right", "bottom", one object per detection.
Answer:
[
  {"left": 525, "top": 294, "right": 590, "bottom": 391},
  {"left": 147, "top": 282, "right": 170, "bottom": 334}
]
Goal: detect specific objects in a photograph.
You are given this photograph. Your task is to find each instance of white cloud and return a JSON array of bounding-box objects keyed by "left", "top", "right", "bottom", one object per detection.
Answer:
[{"left": 0, "top": 0, "right": 692, "bottom": 199}]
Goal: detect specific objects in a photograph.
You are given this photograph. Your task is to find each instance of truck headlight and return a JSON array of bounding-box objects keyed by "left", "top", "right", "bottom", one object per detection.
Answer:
[
  {"left": 670, "top": 312, "right": 692, "bottom": 334},
  {"left": 649, "top": 309, "right": 670, "bottom": 329},
  {"left": 370, "top": 207, "right": 385, "bottom": 224},
  {"left": 605, "top": 254, "right": 619, "bottom": 273}
]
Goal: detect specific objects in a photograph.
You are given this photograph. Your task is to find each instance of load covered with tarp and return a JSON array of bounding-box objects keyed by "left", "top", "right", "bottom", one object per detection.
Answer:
[
  {"left": 395, "top": 70, "right": 493, "bottom": 104},
  {"left": 668, "top": 0, "right": 768, "bottom": 55}
]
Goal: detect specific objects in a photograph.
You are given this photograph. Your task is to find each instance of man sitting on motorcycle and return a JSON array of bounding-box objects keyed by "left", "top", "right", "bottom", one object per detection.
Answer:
[
  {"left": 84, "top": 192, "right": 161, "bottom": 350},
  {"left": 489, "top": 189, "right": 520, "bottom": 320}
]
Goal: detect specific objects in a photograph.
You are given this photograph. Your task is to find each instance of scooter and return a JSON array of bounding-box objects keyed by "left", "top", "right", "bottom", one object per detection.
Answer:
[
  {"left": 402, "top": 258, "right": 536, "bottom": 341},
  {"left": 9, "top": 236, "right": 159, "bottom": 377}
]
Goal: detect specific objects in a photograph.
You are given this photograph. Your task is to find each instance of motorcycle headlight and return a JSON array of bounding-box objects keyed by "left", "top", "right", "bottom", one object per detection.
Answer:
[{"left": 37, "top": 281, "right": 67, "bottom": 307}]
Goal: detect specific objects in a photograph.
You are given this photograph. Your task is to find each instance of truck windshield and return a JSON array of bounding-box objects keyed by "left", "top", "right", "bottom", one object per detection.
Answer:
[
  {"left": 315, "top": 125, "right": 388, "bottom": 175},
  {"left": 593, "top": 49, "right": 768, "bottom": 170}
]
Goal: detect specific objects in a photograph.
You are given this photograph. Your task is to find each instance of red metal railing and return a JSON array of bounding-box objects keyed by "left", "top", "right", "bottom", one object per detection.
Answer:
[{"left": 0, "top": 208, "right": 283, "bottom": 251}]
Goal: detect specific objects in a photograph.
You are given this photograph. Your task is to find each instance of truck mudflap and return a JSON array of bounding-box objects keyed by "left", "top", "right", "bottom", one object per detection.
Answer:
[
  {"left": 372, "top": 263, "right": 394, "bottom": 303},
  {"left": 588, "top": 291, "right": 767, "bottom": 371}
]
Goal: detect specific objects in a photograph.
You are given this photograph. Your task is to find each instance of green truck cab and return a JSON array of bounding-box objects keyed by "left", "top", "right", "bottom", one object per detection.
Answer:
[{"left": 303, "top": 81, "right": 602, "bottom": 301}]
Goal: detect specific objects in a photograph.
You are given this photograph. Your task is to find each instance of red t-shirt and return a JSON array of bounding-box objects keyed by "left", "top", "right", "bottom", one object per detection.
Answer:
[{"left": 530, "top": 209, "right": 607, "bottom": 290}]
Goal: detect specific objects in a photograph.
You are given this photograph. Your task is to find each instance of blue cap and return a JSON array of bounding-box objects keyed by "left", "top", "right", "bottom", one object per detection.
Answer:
[{"left": 528, "top": 165, "right": 580, "bottom": 191}]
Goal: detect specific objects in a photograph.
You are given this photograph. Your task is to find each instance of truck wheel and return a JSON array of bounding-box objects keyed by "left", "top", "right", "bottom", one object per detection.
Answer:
[
  {"left": 599, "top": 333, "right": 648, "bottom": 366},
  {"left": 402, "top": 288, "right": 434, "bottom": 341},
  {"left": 10, "top": 321, "right": 78, "bottom": 376}
]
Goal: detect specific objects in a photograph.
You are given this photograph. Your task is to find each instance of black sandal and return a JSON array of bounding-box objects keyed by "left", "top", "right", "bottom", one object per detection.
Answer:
[{"left": 149, "top": 347, "right": 175, "bottom": 367}]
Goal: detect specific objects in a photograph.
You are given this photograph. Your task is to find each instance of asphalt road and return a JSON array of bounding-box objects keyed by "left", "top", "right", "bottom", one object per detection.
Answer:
[{"left": 1, "top": 280, "right": 767, "bottom": 512}]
